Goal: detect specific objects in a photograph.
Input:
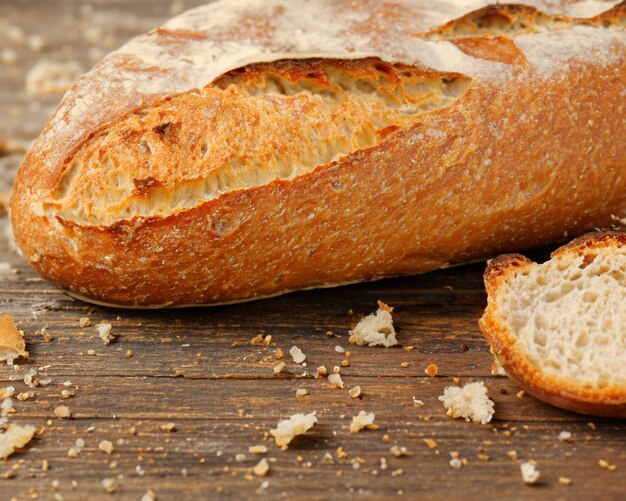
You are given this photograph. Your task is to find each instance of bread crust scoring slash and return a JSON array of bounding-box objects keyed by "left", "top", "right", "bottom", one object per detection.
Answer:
[{"left": 10, "top": 0, "right": 626, "bottom": 307}]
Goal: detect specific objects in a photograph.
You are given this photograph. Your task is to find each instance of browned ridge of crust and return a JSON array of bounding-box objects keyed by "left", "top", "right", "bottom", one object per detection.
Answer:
[
  {"left": 9, "top": 0, "right": 626, "bottom": 307},
  {"left": 480, "top": 232, "right": 626, "bottom": 418}
]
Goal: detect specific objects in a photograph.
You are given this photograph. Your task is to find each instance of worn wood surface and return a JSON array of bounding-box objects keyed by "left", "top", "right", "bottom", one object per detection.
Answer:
[{"left": 0, "top": 1, "right": 625, "bottom": 500}]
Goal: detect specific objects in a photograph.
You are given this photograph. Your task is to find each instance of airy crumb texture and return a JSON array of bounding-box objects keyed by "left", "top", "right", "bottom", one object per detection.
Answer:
[
  {"left": 439, "top": 381, "right": 495, "bottom": 425},
  {"left": 0, "top": 314, "right": 29, "bottom": 364},
  {"left": 349, "top": 411, "right": 376, "bottom": 433},
  {"left": 480, "top": 232, "right": 626, "bottom": 417},
  {"left": 520, "top": 462, "right": 540, "bottom": 484},
  {"left": 0, "top": 423, "right": 36, "bottom": 459},
  {"left": 270, "top": 411, "right": 317, "bottom": 448},
  {"left": 349, "top": 301, "right": 397, "bottom": 347}
]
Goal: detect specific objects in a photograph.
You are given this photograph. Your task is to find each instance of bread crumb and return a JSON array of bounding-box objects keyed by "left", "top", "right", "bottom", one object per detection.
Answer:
[
  {"left": 160, "top": 423, "right": 176, "bottom": 432},
  {"left": 321, "top": 452, "right": 334, "bottom": 464},
  {"left": 0, "top": 423, "right": 36, "bottom": 459},
  {"left": 439, "top": 381, "right": 494, "bottom": 425},
  {"left": 449, "top": 458, "right": 463, "bottom": 469},
  {"left": 349, "top": 386, "right": 361, "bottom": 399},
  {"left": 54, "top": 406, "right": 71, "bottom": 419},
  {"left": 141, "top": 489, "right": 158, "bottom": 501},
  {"left": 235, "top": 453, "right": 246, "bottom": 462},
  {"left": 349, "top": 301, "right": 397, "bottom": 347},
  {"left": 97, "top": 323, "right": 115, "bottom": 345},
  {"left": 559, "top": 477, "right": 572, "bottom": 485},
  {"left": 17, "top": 391, "right": 35, "bottom": 401},
  {"left": 125, "top": 350, "right": 133, "bottom": 358},
  {"left": 274, "top": 348, "right": 284, "bottom": 359},
  {"left": 270, "top": 412, "right": 317, "bottom": 448},
  {"left": 99, "top": 440, "right": 114, "bottom": 454},
  {"left": 79, "top": 317, "right": 91, "bottom": 328},
  {"left": 412, "top": 397, "right": 424, "bottom": 408},
  {"left": 349, "top": 411, "right": 376, "bottom": 433},
  {"left": 87, "top": 349, "right": 96, "bottom": 356},
  {"left": 520, "top": 462, "right": 540, "bottom": 484},
  {"left": 248, "top": 445, "right": 267, "bottom": 455},
  {"left": 335, "top": 345, "right": 345, "bottom": 354},
  {"left": 327, "top": 373, "right": 344, "bottom": 389},
  {"left": 101, "top": 477, "right": 118, "bottom": 493},
  {"left": 400, "top": 362, "right": 410, "bottom": 368},
  {"left": 26, "top": 59, "right": 83, "bottom": 95},
  {"left": 289, "top": 346, "right": 306, "bottom": 364},
  {"left": 295, "top": 389, "right": 309, "bottom": 397},
  {"left": 423, "top": 438, "right": 438, "bottom": 449},
  {"left": 340, "top": 359, "right": 350, "bottom": 367},
  {"left": 67, "top": 447, "right": 79, "bottom": 458},
  {"left": 425, "top": 364, "right": 438, "bottom": 377},
  {"left": 316, "top": 366, "right": 327, "bottom": 377},
  {"left": 507, "top": 450, "right": 518, "bottom": 460},
  {"left": 558, "top": 431, "right": 572, "bottom": 442},
  {"left": 273, "top": 362, "right": 286, "bottom": 375},
  {"left": 516, "top": 390, "right": 525, "bottom": 399},
  {"left": 253, "top": 458, "right": 270, "bottom": 476},
  {"left": 0, "top": 315, "right": 29, "bottom": 365},
  {"left": 390, "top": 445, "right": 408, "bottom": 457}
]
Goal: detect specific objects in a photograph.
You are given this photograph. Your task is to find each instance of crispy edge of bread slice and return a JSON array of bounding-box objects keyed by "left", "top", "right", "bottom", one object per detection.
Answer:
[{"left": 479, "top": 231, "right": 626, "bottom": 418}]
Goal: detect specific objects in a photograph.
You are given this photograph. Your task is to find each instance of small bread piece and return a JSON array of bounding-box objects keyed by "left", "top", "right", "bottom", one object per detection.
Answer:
[
  {"left": 349, "top": 301, "right": 397, "bottom": 347},
  {"left": 0, "top": 315, "right": 29, "bottom": 364},
  {"left": 439, "top": 381, "right": 495, "bottom": 424},
  {"left": 270, "top": 411, "right": 317, "bottom": 449},
  {"left": 0, "top": 423, "right": 36, "bottom": 459},
  {"left": 480, "top": 232, "right": 626, "bottom": 417}
]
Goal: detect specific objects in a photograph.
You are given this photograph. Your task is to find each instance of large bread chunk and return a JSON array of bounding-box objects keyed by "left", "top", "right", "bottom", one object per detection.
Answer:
[
  {"left": 480, "top": 232, "right": 626, "bottom": 417},
  {"left": 10, "top": 0, "right": 626, "bottom": 307}
]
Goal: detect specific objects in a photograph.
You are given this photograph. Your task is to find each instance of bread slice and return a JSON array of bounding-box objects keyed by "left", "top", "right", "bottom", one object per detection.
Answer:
[{"left": 479, "top": 231, "right": 626, "bottom": 417}]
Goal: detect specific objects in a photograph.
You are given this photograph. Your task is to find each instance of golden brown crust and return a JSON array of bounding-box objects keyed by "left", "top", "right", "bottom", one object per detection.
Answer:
[
  {"left": 480, "top": 231, "right": 626, "bottom": 418},
  {"left": 9, "top": 1, "right": 626, "bottom": 307}
]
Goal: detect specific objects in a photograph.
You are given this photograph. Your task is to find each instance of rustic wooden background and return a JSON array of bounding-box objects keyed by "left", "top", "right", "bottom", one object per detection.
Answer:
[{"left": 0, "top": 1, "right": 625, "bottom": 500}]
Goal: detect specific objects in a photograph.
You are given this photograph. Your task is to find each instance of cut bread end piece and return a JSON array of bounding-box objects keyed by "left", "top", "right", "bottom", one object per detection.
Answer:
[{"left": 479, "top": 231, "right": 626, "bottom": 418}]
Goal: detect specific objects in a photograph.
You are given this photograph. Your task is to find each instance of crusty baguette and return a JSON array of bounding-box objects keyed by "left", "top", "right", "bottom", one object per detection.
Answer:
[
  {"left": 9, "top": 0, "right": 626, "bottom": 307},
  {"left": 480, "top": 231, "right": 626, "bottom": 417}
]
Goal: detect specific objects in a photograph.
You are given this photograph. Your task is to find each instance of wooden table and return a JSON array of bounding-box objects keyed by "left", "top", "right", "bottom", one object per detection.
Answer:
[{"left": 1, "top": 2, "right": 624, "bottom": 499}]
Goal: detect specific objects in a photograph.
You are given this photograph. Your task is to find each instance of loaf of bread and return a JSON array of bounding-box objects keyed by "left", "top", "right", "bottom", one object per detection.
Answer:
[
  {"left": 480, "top": 232, "right": 626, "bottom": 417},
  {"left": 10, "top": 0, "right": 626, "bottom": 307}
]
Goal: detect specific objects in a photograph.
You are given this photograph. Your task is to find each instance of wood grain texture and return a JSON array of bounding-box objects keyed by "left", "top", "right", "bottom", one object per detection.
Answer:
[{"left": 0, "top": 1, "right": 624, "bottom": 500}]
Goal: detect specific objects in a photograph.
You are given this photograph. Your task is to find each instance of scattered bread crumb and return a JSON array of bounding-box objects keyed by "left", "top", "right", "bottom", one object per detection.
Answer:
[
  {"left": 349, "top": 386, "right": 361, "bottom": 399},
  {"left": 97, "top": 323, "right": 115, "bottom": 345},
  {"left": 423, "top": 438, "right": 438, "bottom": 449},
  {"left": 0, "top": 315, "right": 29, "bottom": 364},
  {"left": 53, "top": 406, "right": 71, "bottom": 419},
  {"left": 449, "top": 458, "right": 463, "bottom": 469},
  {"left": 335, "top": 345, "right": 345, "bottom": 354},
  {"left": 439, "top": 381, "right": 494, "bottom": 425},
  {"left": 349, "top": 411, "right": 376, "bottom": 433},
  {"left": 520, "top": 462, "right": 540, "bottom": 484},
  {"left": 328, "top": 373, "right": 344, "bottom": 389},
  {"left": 425, "top": 364, "right": 438, "bottom": 377},
  {"left": 273, "top": 362, "right": 286, "bottom": 375},
  {"left": 316, "top": 366, "right": 327, "bottom": 377},
  {"left": 253, "top": 458, "right": 270, "bottom": 476},
  {"left": 558, "top": 431, "right": 572, "bottom": 442},
  {"left": 289, "top": 346, "right": 306, "bottom": 364},
  {"left": 99, "top": 440, "right": 114, "bottom": 454},
  {"left": 141, "top": 489, "right": 158, "bottom": 501},
  {"left": 295, "top": 389, "right": 309, "bottom": 397},
  {"left": 160, "top": 423, "right": 176, "bottom": 432},
  {"left": 101, "top": 477, "right": 118, "bottom": 493},
  {"left": 26, "top": 59, "right": 83, "bottom": 95},
  {"left": 270, "top": 412, "right": 317, "bottom": 448},
  {"left": 0, "top": 423, "right": 36, "bottom": 459},
  {"left": 516, "top": 390, "right": 525, "bottom": 399},
  {"left": 79, "top": 317, "right": 92, "bottom": 328},
  {"left": 559, "top": 477, "right": 572, "bottom": 485},
  {"left": 248, "top": 445, "right": 267, "bottom": 455},
  {"left": 390, "top": 445, "right": 408, "bottom": 457},
  {"left": 349, "top": 301, "right": 397, "bottom": 347}
]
